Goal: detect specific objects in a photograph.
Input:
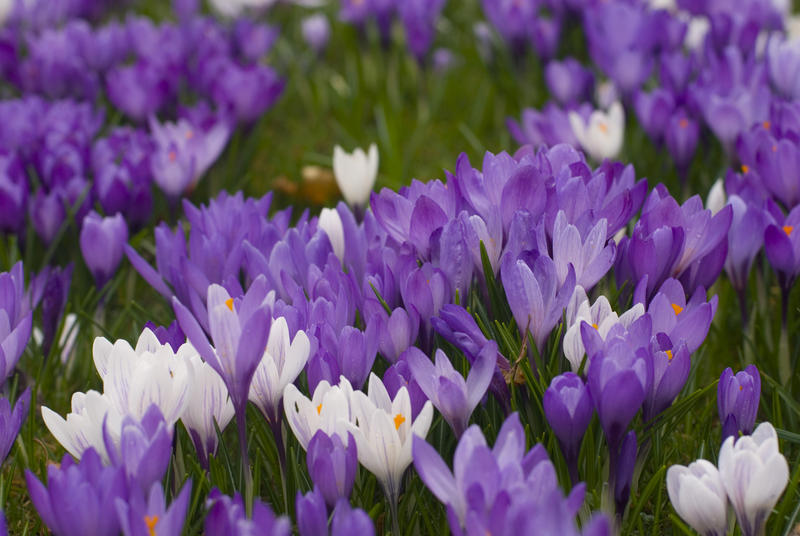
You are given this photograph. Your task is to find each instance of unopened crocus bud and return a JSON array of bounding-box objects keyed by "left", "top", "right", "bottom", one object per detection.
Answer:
[
  {"left": 331, "top": 499, "right": 375, "bottom": 536},
  {"left": 333, "top": 144, "right": 379, "bottom": 207},
  {"left": 383, "top": 358, "right": 427, "bottom": 420},
  {"left": 319, "top": 208, "right": 345, "bottom": 262},
  {"left": 296, "top": 487, "right": 328, "bottom": 536},
  {"left": 718, "top": 365, "right": 760, "bottom": 442},
  {"left": 543, "top": 372, "right": 593, "bottom": 481},
  {"left": 302, "top": 14, "right": 330, "bottom": 54},
  {"left": 706, "top": 178, "right": 726, "bottom": 215},
  {"left": 614, "top": 430, "right": 637, "bottom": 516},
  {"left": 667, "top": 460, "right": 729, "bottom": 536},
  {"left": 719, "top": 422, "right": 788, "bottom": 536},
  {"left": 665, "top": 111, "right": 699, "bottom": 173},
  {"left": 79, "top": 211, "right": 128, "bottom": 288},
  {"left": 306, "top": 430, "right": 358, "bottom": 507}
]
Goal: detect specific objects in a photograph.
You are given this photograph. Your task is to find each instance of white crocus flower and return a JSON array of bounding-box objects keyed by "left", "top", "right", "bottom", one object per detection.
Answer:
[
  {"left": 181, "top": 352, "right": 235, "bottom": 467},
  {"left": 706, "top": 178, "right": 726, "bottom": 215},
  {"left": 41, "top": 390, "right": 121, "bottom": 463},
  {"left": 667, "top": 460, "right": 729, "bottom": 536},
  {"left": 98, "top": 329, "right": 194, "bottom": 426},
  {"left": 32, "top": 313, "right": 78, "bottom": 363},
  {"left": 249, "top": 317, "right": 310, "bottom": 423},
  {"left": 333, "top": 144, "right": 379, "bottom": 207},
  {"left": 562, "top": 286, "right": 644, "bottom": 371},
  {"left": 318, "top": 208, "right": 345, "bottom": 262},
  {"left": 283, "top": 376, "right": 354, "bottom": 450},
  {"left": 718, "top": 422, "right": 789, "bottom": 536},
  {"left": 343, "top": 373, "right": 434, "bottom": 504},
  {"left": 684, "top": 15, "right": 710, "bottom": 51},
  {"left": 568, "top": 101, "right": 625, "bottom": 161}
]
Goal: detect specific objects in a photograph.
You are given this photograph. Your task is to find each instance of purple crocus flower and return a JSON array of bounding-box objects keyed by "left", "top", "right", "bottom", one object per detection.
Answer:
[
  {"left": 371, "top": 307, "right": 419, "bottom": 364},
  {"left": 149, "top": 115, "right": 230, "bottom": 199},
  {"left": 34, "top": 263, "right": 72, "bottom": 358},
  {"left": 233, "top": 19, "right": 278, "bottom": 63},
  {"left": 646, "top": 278, "right": 717, "bottom": 355},
  {"left": 102, "top": 405, "right": 172, "bottom": 494},
  {"left": 724, "top": 195, "right": 766, "bottom": 323},
  {"left": 172, "top": 277, "right": 271, "bottom": 480},
  {"left": 204, "top": 488, "right": 290, "bottom": 536},
  {"left": 398, "top": 0, "right": 446, "bottom": 61},
  {"left": 552, "top": 211, "right": 615, "bottom": 291},
  {"left": 545, "top": 58, "right": 594, "bottom": 106},
  {"left": 585, "top": 332, "right": 652, "bottom": 451},
  {"left": 331, "top": 499, "right": 375, "bottom": 536},
  {"left": 382, "top": 358, "right": 427, "bottom": 420},
  {"left": 0, "top": 262, "right": 33, "bottom": 385},
  {"left": 106, "top": 61, "right": 171, "bottom": 121},
  {"left": 764, "top": 204, "right": 800, "bottom": 293},
  {"left": 766, "top": 36, "right": 800, "bottom": 101},
  {"left": 0, "top": 152, "right": 27, "bottom": 233},
  {"left": 143, "top": 320, "right": 185, "bottom": 352},
  {"left": 543, "top": 373, "right": 593, "bottom": 483},
  {"left": 79, "top": 211, "right": 128, "bottom": 288},
  {"left": 501, "top": 252, "right": 575, "bottom": 352},
  {"left": 718, "top": 365, "right": 760, "bottom": 442},
  {"left": 665, "top": 110, "right": 700, "bottom": 174},
  {"left": 29, "top": 189, "right": 66, "bottom": 245},
  {"left": 116, "top": 480, "right": 191, "bottom": 536},
  {"left": 634, "top": 88, "right": 676, "bottom": 144},
  {"left": 405, "top": 343, "right": 496, "bottom": 437},
  {"left": 643, "top": 338, "right": 690, "bottom": 422},
  {"left": 26, "top": 448, "right": 129, "bottom": 536},
  {"left": 307, "top": 430, "right": 358, "bottom": 508},
  {"left": 296, "top": 487, "right": 327, "bottom": 536},
  {"left": 209, "top": 60, "right": 285, "bottom": 124},
  {"left": 302, "top": 14, "right": 331, "bottom": 54},
  {"left": 431, "top": 304, "right": 511, "bottom": 408},
  {"left": 0, "top": 387, "right": 29, "bottom": 465}
]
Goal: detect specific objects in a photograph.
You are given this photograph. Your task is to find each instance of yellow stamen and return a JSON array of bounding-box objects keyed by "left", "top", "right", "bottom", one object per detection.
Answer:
[
  {"left": 739, "top": 385, "right": 743, "bottom": 391},
  {"left": 186, "top": 130, "right": 194, "bottom": 140},
  {"left": 598, "top": 122, "right": 609, "bottom": 134},
  {"left": 741, "top": 164, "right": 749, "bottom": 174},
  {"left": 394, "top": 413, "right": 406, "bottom": 430},
  {"left": 784, "top": 225, "right": 794, "bottom": 236},
  {"left": 168, "top": 151, "right": 177, "bottom": 162},
  {"left": 316, "top": 403, "right": 322, "bottom": 415},
  {"left": 679, "top": 118, "right": 688, "bottom": 128},
  {"left": 666, "top": 349, "right": 673, "bottom": 361},
  {"left": 591, "top": 323, "right": 598, "bottom": 329},
  {"left": 225, "top": 298, "right": 234, "bottom": 311},
  {"left": 145, "top": 515, "right": 159, "bottom": 536},
  {"left": 763, "top": 120, "right": 771, "bottom": 130},
  {"left": 671, "top": 303, "right": 683, "bottom": 315}
]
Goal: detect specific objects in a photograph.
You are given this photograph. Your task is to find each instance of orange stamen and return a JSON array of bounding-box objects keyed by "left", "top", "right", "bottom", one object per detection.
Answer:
[
  {"left": 145, "top": 515, "right": 159, "bottom": 536},
  {"left": 679, "top": 118, "right": 688, "bottom": 128},
  {"left": 671, "top": 303, "right": 683, "bottom": 315},
  {"left": 394, "top": 413, "right": 406, "bottom": 430},
  {"left": 225, "top": 298, "right": 234, "bottom": 311},
  {"left": 666, "top": 349, "right": 673, "bottom": 361},
  {"left": 784, "top": 226, "right": 794, "bottom": 237},
  {"left": 316, "top": 403, "right": 322, "bottom": 415},
  {"left": 741, "top": 164, "right": 749, "bottom": 174}
]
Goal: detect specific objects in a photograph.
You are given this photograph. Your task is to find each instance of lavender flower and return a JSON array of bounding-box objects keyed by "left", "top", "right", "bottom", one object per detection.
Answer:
[
  {"left": 79, "top": 211, "right": 128, "bottom": 288},
  {"left": 26, "top": 448, "right": 129, "bottom": 536},
  {"left": 0, "top": 387, "right": 29, "bottom": 465},
  {"left": 0, "top": 262, "right": 33, "bottom": 385},
  {"left": 718, "top": 365, "right": 760, "bottom": 442},
  {"left": 544, "top": 373, "right": 593, "bottom": 482},
  {"left": 306, "top": 430, "right": 358, "bottom": 507},
  {"left": 116, "top": 480, "right": 191, "bottom": 536},
  {"left": 204, "top": 489, "right": 290, "bottom": 536},
  {"left": 405, "top": 343, "right": 495, "bottom": 437}
]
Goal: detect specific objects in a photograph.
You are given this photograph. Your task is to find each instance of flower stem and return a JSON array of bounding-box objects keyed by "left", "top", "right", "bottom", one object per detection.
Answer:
[
  {"left": 778, "top": 288, "right": 791, "bottom": 385},
  {"left": 236, "top": 410, "right": 253, "bottom": 517}
]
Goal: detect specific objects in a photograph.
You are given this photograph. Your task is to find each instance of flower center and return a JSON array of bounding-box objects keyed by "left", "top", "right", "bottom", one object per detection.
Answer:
[
  {"left": 598, "top": 122, "right": 608, "bottom": 134},
  {"left": 145, "top": 515, "right": 159, "bottom": 536},
  {"left": 671, "top": 303, "right": 683, "bottom": 315},
  {"left": 394, "top": 413, "right": 406, "bottom": 430},
  {"left": 225, "top": 298, "right": 234, "bottom": 311},
  {"left": 763, "top": 120, "right": 771, "bottom": 130},
  {"left": 784, "top": 225, "right": 794, "bottom": 237},
  {"left": 168, "top": 151, "right": 177, "bottom": 162},
  {"left": 741, "top": 164, "right": 749, "bottom": 174},
  {"left": 591, "top": 323, "right": 598, "bottom": 329},
  {"left": 317, "top": 403, "right": 322, "bottom": 415},
  {"left": 666, "top": 349, "right": 673, "bottom": 361},
  {"left": 186, "top": 130, "right": 194, "bottom": 140},
  {"left": 679, "top": 118, "right": 688, "bottom": 128}
]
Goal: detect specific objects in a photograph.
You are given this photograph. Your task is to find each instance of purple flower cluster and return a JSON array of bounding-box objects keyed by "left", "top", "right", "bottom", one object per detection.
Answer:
[
  {"left": 413, "top": 412, "right": 609, "bottom": 535},
  {"left": 338, "top": 0, "right": 446, "bottom": 61}
]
